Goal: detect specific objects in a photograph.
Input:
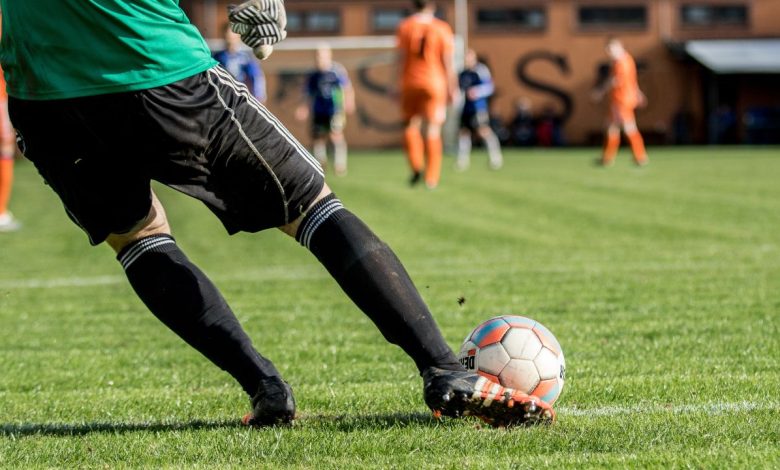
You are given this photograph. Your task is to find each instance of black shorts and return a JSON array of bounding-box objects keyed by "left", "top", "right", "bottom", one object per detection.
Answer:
[
  {"left": 311, "top": 112, "right": 345, "bottom": 138},
  {"left": 460, "top": 108, "right": 490, "bottom": 133},
  {"left": 10, "top": 66, "right": 325, "bottom": 245}
]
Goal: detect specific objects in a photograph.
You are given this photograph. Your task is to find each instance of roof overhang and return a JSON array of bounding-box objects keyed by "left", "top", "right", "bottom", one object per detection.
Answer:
[{"left": 685, "top": 38, "right": 780, "bottom": 74}]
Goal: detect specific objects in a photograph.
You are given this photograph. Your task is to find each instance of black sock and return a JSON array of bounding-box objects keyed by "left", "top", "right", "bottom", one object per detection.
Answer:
[
  {"left": 296, "top": 195, "right": 462, "bottom": 373},
  {"left": 117, "top": 235, "right": 279, "bottom": 396}
]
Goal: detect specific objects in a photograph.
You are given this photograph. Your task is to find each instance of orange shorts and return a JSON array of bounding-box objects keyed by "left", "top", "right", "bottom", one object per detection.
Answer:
[
  {"left": 401, "top": 86, "right": 447, "bottom": 124},
  {"left": 609, "top": 102, "right": 636, "bottom": 126}
]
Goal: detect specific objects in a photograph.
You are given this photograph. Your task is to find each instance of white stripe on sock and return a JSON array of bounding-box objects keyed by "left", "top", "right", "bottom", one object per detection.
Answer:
[{"left": 119, "top": 237, "right": 175, "bottom": 270}]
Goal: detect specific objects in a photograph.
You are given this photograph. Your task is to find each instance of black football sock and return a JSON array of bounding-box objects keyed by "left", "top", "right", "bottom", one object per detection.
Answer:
[
  {"left": 117, "top": 235, "right": 280, "bottom": 396},
  {"left": 296, "top": 194, "right": 462, "bottom": 373}
]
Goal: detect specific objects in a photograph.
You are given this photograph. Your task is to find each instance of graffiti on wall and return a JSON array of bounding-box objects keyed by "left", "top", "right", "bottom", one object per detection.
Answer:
[{"left": 271, "top": 49, "right": 645, "bottom": 138}]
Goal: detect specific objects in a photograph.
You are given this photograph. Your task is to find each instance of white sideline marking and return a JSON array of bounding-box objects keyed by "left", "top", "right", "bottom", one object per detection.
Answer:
[
  {"left": 0, "top": 269, "right": 326, "bottom": 290},
  {"left": 0, "top": 275, "right": 124, "bottom": 289},
  {"left": 559, "top": 401, "right": 779, "bottom": 417}
]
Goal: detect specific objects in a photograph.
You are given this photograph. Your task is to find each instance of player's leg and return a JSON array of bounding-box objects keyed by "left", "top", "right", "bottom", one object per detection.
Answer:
[
  {"left": 311, "top": 113, "right": 331, "bottom": 170},
  {"left": 421, "top": 94, "right": 447, "bottom": 189},
  {"left": 9, "top": 87, "right": 294, "bottom": 427},
  {"left": 601, "top": 104, "right": 621, "bottom": 166},
  {"left": 106, "top": 194, "right": 294, "bottom": 426},
  {"left": 456, "top": 109, "right": 472, "bottom": 171},
  {"left": 329, "top": 114, "right": 348, "bottom": 176},
  {"left": 621, "top": 108, "right": 648, "bottom": 166},
  {"left": 0, "top": 99, "right": 20, "bottom": 232},
  {"left": 456, "top": 127, "right": 472, "bottom": 171},
  {"left": 476, "top": 118, "right": 503, "bottom": 170},
  {"left": 279, "top": 186, "right": 462, "bottom": 373},
  {"left": 280, "top": 187, "right": 554, "bottom": 426},
  {"left": 401, "top": 89, "right": 425, "bottom": 185}
]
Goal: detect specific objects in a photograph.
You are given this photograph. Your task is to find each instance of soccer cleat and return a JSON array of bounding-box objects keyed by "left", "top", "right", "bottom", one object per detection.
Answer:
[
  {"left": 422, "top": 367, "right": 555, "bottom": 427},
  {"left": 0, "top": 212, "right": 21, "bottom": 232},
  {"left": 242, "top": 376, "right": 296, "bottom": 427},
  {"left": 409, "top": 171, "right": 422, "bottom": 187}
]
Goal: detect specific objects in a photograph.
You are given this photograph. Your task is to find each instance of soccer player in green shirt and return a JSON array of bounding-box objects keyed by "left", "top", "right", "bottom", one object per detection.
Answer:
[{"left": 0, "top": 0, "right": 553, "bottom": 427}]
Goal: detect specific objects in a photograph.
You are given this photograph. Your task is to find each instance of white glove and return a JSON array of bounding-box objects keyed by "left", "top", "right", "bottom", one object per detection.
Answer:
[{"left": 228, "top": 0, "right": 287, "bottom": 60}]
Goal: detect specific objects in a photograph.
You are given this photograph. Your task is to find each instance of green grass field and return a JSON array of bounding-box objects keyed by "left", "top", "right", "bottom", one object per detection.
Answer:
[{"left": 1, "top": 147, "right": 778, "bottom": 468}]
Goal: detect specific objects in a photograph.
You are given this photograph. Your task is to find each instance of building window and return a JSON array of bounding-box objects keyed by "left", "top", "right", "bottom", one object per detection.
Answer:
[
  {"left": 286, "top": 10, "right": 341, "bottom": 33},
  {"left": 476, "top": 7, "right": 547, "bottom": 31},
  {"left": 578, "top": 6, "right": 647, "bottom": 29},
  {"left": 681, "top": 4, "right": 748, "bottom": 26},
  {"left": 372, "top": 8, "right": 410, "bottom": 32},
  {"left": 371, "top": 7, "right": 446, "bottom": 32}
]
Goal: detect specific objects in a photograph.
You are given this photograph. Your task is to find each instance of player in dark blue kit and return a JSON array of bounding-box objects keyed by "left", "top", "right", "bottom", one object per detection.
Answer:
[
  {"left": 456, "top": 49, "right": 503, "bottom": 171},
  {"left": 214, "top": 23, "right": 267, "bottom": 102},
  {"left": 296, "top": 44, "right": 354, "bottom": 176}
]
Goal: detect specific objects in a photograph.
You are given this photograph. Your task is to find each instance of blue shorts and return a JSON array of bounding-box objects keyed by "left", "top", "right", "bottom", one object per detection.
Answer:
[
  {"left": 460, "top": 108, "right": 490, "bottom": 133},
  {"left": 311, "top": 112, "right": 345, "bottom": 138}
]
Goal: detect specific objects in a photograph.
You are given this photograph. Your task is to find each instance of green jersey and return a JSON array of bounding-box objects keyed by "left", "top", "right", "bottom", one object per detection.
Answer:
[{"left": 0, "top": 0, "right": 217, "bottom": 100}]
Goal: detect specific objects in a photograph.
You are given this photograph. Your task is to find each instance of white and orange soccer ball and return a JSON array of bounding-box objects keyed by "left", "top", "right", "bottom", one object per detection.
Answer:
[{"left": 457, "top": 315, "right": 566, "bottom": 405}]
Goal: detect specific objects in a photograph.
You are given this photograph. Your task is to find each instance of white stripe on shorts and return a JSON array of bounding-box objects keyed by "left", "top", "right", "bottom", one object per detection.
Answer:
[{"left": 209, "top": 66, "right": 323, "bottom": 176}]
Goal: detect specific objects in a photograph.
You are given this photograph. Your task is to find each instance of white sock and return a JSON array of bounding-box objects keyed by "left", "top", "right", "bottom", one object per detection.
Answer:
[
  {"left": 457, "top": 134, "right": 472, "bottom": 169},
  {"left": 484, "top": 132, "right": 503, "bottom": 169},
  {"left": 333, "top": 140, "right": 348, "bottom": 175},
  {"left": 313, "top": 141, "right": 327, "bottom": 167}
]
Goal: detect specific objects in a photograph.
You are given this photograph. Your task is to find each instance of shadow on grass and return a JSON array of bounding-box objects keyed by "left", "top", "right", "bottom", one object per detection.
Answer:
[
  {"left": 1, "top": 412, "right": 462, "bottom": 437},
  {"left": 298, "top": 411, "right": 452, "bottom": 431},
  {"left": 0, "top": 419, "right": 242, "bottom": 437}
]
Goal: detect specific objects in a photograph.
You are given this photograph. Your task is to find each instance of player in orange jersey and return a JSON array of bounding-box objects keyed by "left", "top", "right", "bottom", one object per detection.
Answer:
[
  {"left": 0, "top": 51, "right": 21, "bottom": 232},
  {"left": 396, "top": 0, "right": 457, "bottom": 189},
  {"left": 592, "top": 37, "right": 648, "bottom": 167}
]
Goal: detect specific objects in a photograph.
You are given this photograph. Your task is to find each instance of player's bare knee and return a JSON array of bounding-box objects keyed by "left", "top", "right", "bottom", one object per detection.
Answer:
[
  {"left": 279, "top": 184, "right": 332, "bottom": 238},
  {"left": 106, "top": 196, "right": 171, "bottom": 253}
]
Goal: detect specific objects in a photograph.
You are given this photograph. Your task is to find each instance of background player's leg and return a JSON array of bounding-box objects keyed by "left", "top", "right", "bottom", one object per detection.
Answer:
[
  {"left": 623, "top": 118, "right": 648, "bottom": 166},
  {"left": 312, "top": 136, "right": 328, "bottom": 170},
  {"left": 424, "top": 121, "right": 443, "bottom": 189},
  {"left": 478, "top": 125, "right": 503, "bottom": 170},
  {"left": 601, "top": 124, "right": 620, "bottom": 166},
  {"left": 107, "top": 193, "right": 283, "bottom": 397},
  {"left": 404, "top": 116, "right": 425, "bottom": 185},
  {"left": 331, "top": 131, "right": 348, "bottom": 176},
  {"left": 282, "top": 188, "right": 462, "bottom": 374},
  {"left": 0, "top": 100, "right": 19, "bottom": 232},
  {"left": 456, "top": 128, "right": 472, "bottom": 171},
  {"left": 0, "top": 158, "right": 15, "bottom": 230},
  {"left": 602, "top": 105, "right": 623, "bottom": 166}
]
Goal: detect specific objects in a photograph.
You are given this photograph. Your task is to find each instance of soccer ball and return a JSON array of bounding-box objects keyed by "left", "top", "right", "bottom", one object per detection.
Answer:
[{"left": 457, "top": 315, "right": 566, "bottom": 405}]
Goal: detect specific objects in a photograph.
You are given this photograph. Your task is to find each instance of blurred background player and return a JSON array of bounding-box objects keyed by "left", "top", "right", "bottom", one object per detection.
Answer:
[
  {"left": 456, "top": 49, "right": 503, "bottom": 171},
  {"left": 592, "top": 37, "right": 648, "bottom": 167},
  {"left": 295, "top": 44, "right": 354, "bottom": 176},
  {"left": 213, "top": 22, "right": 267, "bottom": 103},
  {"left": 396, "top": 0, "right": 457, "bottom": 189},
  {"left": 0, "top": 60, "right": 19, "bottom": 232}
]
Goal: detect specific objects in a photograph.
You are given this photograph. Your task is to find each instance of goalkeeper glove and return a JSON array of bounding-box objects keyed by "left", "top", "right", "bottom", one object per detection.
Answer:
[{"left": 228, "top": 0, "right": 287, "bottom": 60}]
